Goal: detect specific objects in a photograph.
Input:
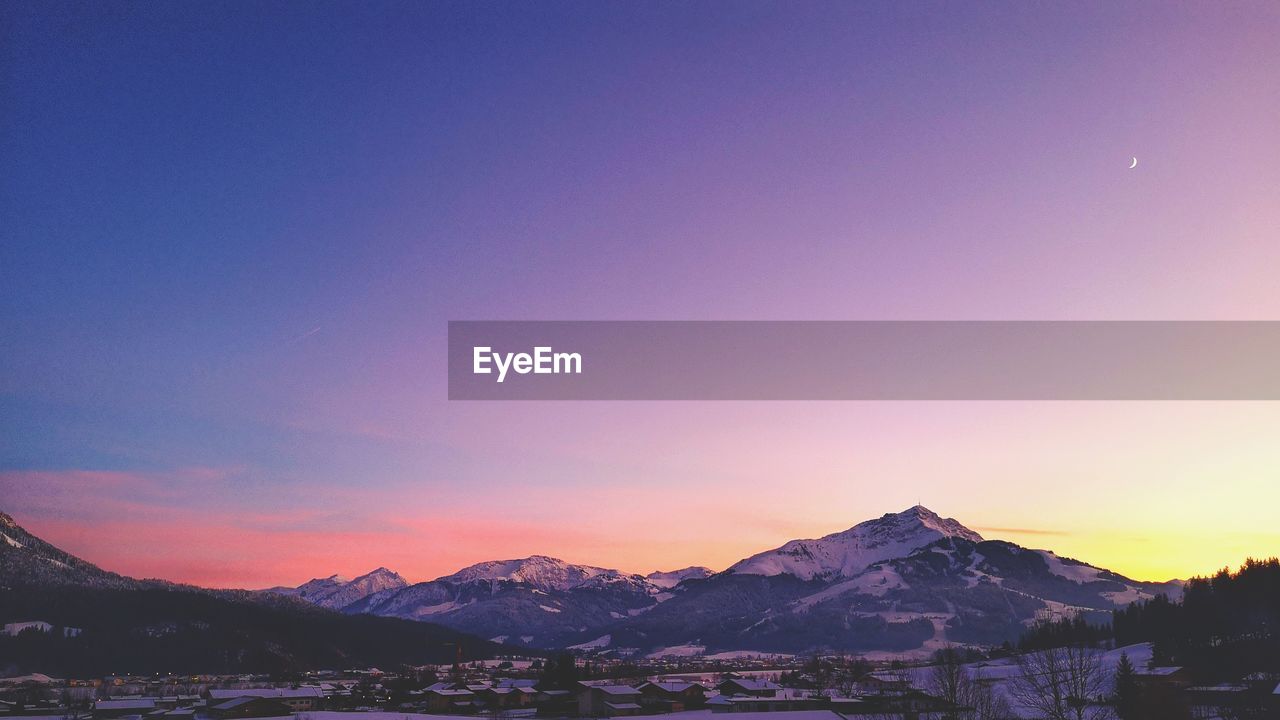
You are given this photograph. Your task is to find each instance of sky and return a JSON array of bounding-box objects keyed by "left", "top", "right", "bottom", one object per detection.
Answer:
[{"left": 2, "top": 1, "right": 1280, "bottom": 589}]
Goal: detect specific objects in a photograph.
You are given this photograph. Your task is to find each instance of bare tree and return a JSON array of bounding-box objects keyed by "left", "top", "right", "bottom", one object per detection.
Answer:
[
  {"left": 928, "top": 647, "right": 1012, "bottom": 720},
  {"left": 1010, "top": 645, "right": 1112, "bottom": 720}
]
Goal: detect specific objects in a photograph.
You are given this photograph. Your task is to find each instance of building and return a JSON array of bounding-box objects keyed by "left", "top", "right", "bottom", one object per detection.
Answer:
[
  {"left": 424, "top": 688, "right": 475, "bottom": 713},
  {"left": 534, "top": 689, "right": 575, "bottom": 716},
  {"left": 206, "top": 688, "right": 323, "bottom": 713},
  {"left": 709, "top": 689, "right": 823, "bottom": 713},
  {"left": 717, "top": 679, "right": 781, "bottom": 699},
  {"left": 637, "top": 681, "right": 707, "bottom": 712},
  {"left": 577, "top": 685, "right": 643, "bottom": 717},
  {"left": 93, "top": 698, "right": 157, "bottom": 719},
  {"left": 208, "top": 697, "right": 293, "bottom": 719}
]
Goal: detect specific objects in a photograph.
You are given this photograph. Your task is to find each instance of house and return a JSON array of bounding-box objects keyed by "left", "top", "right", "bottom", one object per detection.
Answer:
[
  {"left": 577, "top": 685, "right": 642, "bottom": 717},
  {"left": 94, "top": 699, "right": 158, "bottom": 719},
  {"left": 709, "top": 689, "right": 823, "bottom": 713},
  {"left": 637, "top": 681, "right": 707, "bottom": 711},
  {"left": 1133, "top": 666, "right": 1191, "bottom": 691},
  {"left": 477, "top": 686, "right": 535, "bottom": 710},
  {"left": 717, "top": 679, "right": 781, "bottom": 698},
  {"left": 206, "top": 688, "right": 322, "bottom": 713},
  {"left": 208, "top": 697, "right": 293, "bottom": 719},
  {"left": 424, "top": 688, "right": 475, "bottom": 713},
  {"left": 534, "top": 689, "right": 575, "bottom": 716}
]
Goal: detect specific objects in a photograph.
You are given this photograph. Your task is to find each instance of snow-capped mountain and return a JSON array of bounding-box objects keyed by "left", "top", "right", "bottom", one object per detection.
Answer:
[
  {"left": 437, "top": 555, "right": 630, "bottom": 592},
  {"left": 327, "top": 556, "right": 699, "bottom": 647},
  {"left": 13, "top": 502, "right": 1189, "bottom": 657},
  {"left": 267, "top": 567, "right": 408, "bottom": 610},
  {"left": 586, "top": 511, "right": 1182, "bottom": 655},
  {"left": 0, "top": 511, "right": 512, "bottom": 675},
  {"left": 645, "top": 566, "right": 713, "bottom": 588},
  {"left": 728, "top": 505, "right": 984, "bottom": 580}
]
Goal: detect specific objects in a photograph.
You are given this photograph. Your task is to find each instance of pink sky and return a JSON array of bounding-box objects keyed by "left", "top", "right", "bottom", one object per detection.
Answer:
[{"left": 3, "top": 3, "right": 1280, "bottom": 590}]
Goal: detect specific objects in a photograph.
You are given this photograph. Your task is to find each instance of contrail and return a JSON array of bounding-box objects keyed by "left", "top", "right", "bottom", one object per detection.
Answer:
[{"left": 291, "top": 325, "right": 322, "bottom": 343}]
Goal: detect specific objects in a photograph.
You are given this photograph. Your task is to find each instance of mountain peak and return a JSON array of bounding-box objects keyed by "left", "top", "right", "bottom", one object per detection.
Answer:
[
  {"left": 440, "top": 556, "right": 632, "bottom": 592},
  {"left": 645, "top": 566, "right": 713, "bottom": 588},
  {"left": 727, "top": 505, "right": 983, "bottom": 580},
  {"left": 873, "top": 505, "right": 983, "bottom": 543}
]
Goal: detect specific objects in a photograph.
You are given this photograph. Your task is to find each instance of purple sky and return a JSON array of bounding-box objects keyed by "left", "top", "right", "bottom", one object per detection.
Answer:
[{"left": 2, "top": 1, "right": 1279, "bottom": 587}]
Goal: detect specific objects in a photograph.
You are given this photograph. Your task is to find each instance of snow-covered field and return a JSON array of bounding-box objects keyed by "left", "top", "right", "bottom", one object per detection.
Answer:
[{"left": 903, "top": 643, "right": 1155, "bottom": 719}]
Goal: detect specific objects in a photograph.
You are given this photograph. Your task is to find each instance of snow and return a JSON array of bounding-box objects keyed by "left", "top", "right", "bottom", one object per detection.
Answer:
[
  {"left": 793, "top": 565, "right": 905, "bottom": 610},
  {"left": 411, "top": 600, "right": 464, "bottom": 617},
  {"left": 646, "top": 644, "right": 707, "bottom": 658},
  {"left": 520, "top": 635, "right": 533, "bottom": 644},
  {"left": 489, "top": 635, "right": 508, "bottom": 643},
  {"left": 246, "top": 713, "right": 486, "bottom": 720},
  {"left": 538, "top": 604, "right": 562, "bottom": 613},
  {"left": 569, "top": 634, "right": 612, "bottom": 650},
  {"left": 729, "top": 506, "right": 983, "bottom": 580},
  {"left": 438, "top": 555, "right": 635, "bottom": 592},
  {"left": 1102, "top": 587, "right": 1154, "bottom": 605},
  {"left": 1038, "top": 551, "right": 1105, "bottom": 583},
  {"left": 704, "top": 650, "right": 795, "bottom": 660},
  {"left": 899, "top": 643, "right": 1156, "bottom": 718},
  {"left": 663, "top": 710, "right": 841, "bottom": 720},
  {"left": 1, "top": 532, "right": 23, "bottom": 549},
  {"left": 646, "top": 567, "right": 712, "bottom": 588}
]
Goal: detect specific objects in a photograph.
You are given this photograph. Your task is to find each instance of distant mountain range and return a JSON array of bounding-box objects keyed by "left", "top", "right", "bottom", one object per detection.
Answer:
[
  {"left": 261, "top": 506, "right": 1183, "bottom": 655},
  {"left": 0, "top": 512, "right": 512, "bottom": 676}
]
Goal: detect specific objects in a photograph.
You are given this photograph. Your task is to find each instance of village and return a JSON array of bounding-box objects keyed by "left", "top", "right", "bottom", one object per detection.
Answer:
[{"left": 3, "top": 639, "right": 1274, "bottom": 720}]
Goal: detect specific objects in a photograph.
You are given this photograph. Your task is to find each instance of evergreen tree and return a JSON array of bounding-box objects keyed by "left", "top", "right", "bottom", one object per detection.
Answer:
[{"left": 1113, "top": 651, "right": 1138, "bottom": 720}]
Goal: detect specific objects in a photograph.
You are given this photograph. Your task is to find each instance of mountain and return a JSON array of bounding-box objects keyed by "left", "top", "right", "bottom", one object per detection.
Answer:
[
  {"left": 727, "top": 506, "right": 984, "bottom": 580},
  {"left": 577, "top": 508, "right": 1182, "bottom": 655},
  {"left": 6, "top": 506, "right": 1188, "bottom": 660},
  {"left": 266, "top": 567, "right": 408, "bottom": 610},
  {"left": 646, "top": 566, "right": 713, "bottom": 588},
  {"left": 274, "top": 506, "right": 1181, "bottom": 656},
  {"left": 0, "top": 512, "right": 145, "bottom": 590},
  {"left": 340, "top": 556, "right": 679, "bottom": 648},
  {"left": 0, "top": 512, "right": 516, "bottom": 676}
]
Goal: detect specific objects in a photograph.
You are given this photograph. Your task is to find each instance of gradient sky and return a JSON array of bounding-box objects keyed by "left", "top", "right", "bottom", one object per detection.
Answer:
[{"left": 3, "top": 1, "right": 1280, "bottom": 589}]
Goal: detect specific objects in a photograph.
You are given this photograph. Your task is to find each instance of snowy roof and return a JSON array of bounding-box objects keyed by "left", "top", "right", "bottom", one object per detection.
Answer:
[
  {"left": 208, "top": 688, "right": 323, "bottom": 699},
  {"left": 720, "top": 679, "right": 780, "bottom": 691},
  {"left": 97, "top": 700, "right": 158, "bottom": 710},
  {"left": 595, "top": 686, "right": 641, "bottom": 695},
  {"left": 641, "top": 681, "right": 701, "bottom": 693},
  {"left": 1134, "top": 666, "right": 1184, "bottom": 676},
  {"left": 604, "top": 703, "right": 641, "bottom": 710},
  {"left": 212, "top": 698, "right": 280, "bottom": 711}
]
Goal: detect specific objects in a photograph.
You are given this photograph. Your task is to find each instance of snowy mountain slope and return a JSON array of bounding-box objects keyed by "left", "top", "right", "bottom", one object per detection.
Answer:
[
  {"left": 437, "top": 556, "right": 621, "bottom": 591},
  {"left": 335, "top": 556, "right": 699, "bottom": 648},
  {"left": 0, "top": 511, "right": 517, "bottom": 674},
  {"left": 267, "top": 567, "right": 408, "bottom": 610},
  {"left": 0, "top": 511, "right": 147, "bottom": 590},
  {"left": 728, "top": 505, "right": 983, "bottom": 580},
  {"left": 646, "top": 566, "right": 713, "bottom": 588},
  {"left": 563, "top": 509, "right": 1182, "bottom": 655}
]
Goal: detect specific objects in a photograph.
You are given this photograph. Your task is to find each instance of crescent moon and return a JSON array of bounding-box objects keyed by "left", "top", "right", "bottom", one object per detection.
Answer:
[{"left": 1128, "top": 157, "right": 1138, "bottom": 169}]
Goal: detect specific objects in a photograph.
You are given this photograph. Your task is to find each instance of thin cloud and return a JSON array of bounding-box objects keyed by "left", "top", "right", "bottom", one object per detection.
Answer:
[{"left": 976, "top": 526, "right": 1071, "bottom": 537}]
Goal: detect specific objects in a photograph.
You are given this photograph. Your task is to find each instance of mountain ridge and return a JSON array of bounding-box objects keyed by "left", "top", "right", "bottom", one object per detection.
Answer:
[{"left": 3, "top": 506, "right": 1186, "bottom": 656}]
